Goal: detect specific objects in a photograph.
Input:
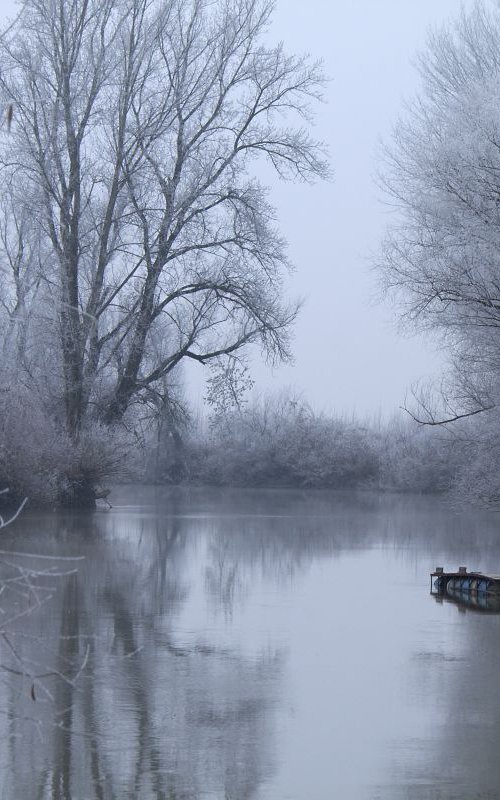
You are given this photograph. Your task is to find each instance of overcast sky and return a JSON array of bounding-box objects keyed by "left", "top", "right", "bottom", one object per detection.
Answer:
[
  {"left": 239, "top": 0, "right": 475, "bottom": 418},
  {"left": 0, "top": 0, "right": 475, "bottom": 417}
]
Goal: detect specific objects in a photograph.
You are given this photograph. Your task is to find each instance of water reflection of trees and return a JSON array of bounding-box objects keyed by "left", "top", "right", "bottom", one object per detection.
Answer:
[
  {"left": 0, "top": 506, "right": 282, "bottom": 799},
  {"left": 2, "top": 487, "right": 499, "bottom": 798}
]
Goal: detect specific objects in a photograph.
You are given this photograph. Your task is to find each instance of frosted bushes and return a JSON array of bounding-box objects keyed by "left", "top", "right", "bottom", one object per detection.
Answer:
[
  {"left": 178, "top": 397, "right": 381, "bottom": 490},
  {"left": 0, "top": 377, "right": 131, "bottom": 506},
  {"left": 378, "top": 418, "right": 462, "bottom": 494},
  {"left": 0, "top": 378, "right": 63, "bottom": 504},
  {"left": 448, "top": 411, "right": 500, "bottom": 506},
  {"left": 155, "top": 393, "right": 472, "bottom": 495}
]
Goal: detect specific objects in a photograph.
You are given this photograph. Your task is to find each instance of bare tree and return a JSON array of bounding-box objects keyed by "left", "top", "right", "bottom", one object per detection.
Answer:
[
  {"left": 378, "top": 1, "right": 500, "bottom": 422},
  {"left": 0, "top": 0, "right": 328, "bottom": 440}
]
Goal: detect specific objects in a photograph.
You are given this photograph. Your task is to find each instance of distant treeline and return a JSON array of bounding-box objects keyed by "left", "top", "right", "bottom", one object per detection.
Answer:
[
  {"left": 1, "top": 378, "right": 497, "bottom": 508},
  {"left": 148, "top": 392, "right": 493, "bottom": 503}
]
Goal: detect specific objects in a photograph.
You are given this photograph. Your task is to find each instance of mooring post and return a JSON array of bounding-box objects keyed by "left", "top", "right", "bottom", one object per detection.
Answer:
[{"left": 432, "top": 567, "right": 444, "bottom": 594}]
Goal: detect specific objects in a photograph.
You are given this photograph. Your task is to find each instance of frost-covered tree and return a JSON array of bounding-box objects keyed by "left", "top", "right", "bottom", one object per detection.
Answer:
[
  {"left": 379, "top": 1, "right": 500, "bottom": 423},
  {"left": 0, "top": 0, "right": 327, "bottom": 441}
]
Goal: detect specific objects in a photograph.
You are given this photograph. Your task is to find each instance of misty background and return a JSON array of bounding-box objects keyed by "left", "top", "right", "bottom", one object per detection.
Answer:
[{"left": 190, "top": 0, "right": 475, "bottom": 417}]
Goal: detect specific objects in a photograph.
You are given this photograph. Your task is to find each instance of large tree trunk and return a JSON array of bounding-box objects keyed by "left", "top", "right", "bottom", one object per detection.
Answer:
[
  {"left": 103, "top": 271, "right": 159, "bottom": 424},
  {"left": 60, "top": 308, "right": 85, "bottom": 436}
]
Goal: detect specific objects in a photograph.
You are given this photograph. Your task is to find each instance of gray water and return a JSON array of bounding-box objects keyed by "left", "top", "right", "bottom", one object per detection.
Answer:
[{"left": 1, "top": 487, "right": 500, "bottom": 799}]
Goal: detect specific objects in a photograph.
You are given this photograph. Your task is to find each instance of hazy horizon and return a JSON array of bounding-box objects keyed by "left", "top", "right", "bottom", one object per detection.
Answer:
[{"left": 183, "top": 0, "right": 476, "bottom": 417}]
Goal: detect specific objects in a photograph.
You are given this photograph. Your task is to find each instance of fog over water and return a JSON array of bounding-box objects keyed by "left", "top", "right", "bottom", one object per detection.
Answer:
[{"left": 2, "top": 488, "right": 500, "bottom": 799}]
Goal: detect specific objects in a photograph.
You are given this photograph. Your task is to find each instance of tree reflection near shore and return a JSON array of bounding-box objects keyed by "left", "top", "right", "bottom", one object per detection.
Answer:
[{"left": 0, "top": 500, "right": 285, "bottom": 799}]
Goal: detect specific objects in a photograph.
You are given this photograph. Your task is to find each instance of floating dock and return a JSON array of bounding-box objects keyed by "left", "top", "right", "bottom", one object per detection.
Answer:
[
  {"left": 430, "top": 566, "right": 500, "bottom": 612},
  {"left": 430, "top": 566, "right": 500, "bottom": 596}
]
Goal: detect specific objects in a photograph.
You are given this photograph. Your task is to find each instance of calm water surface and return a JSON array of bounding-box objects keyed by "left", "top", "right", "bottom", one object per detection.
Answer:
[{"left": 1, "top": 487, "right": 500, "bottom": 799}]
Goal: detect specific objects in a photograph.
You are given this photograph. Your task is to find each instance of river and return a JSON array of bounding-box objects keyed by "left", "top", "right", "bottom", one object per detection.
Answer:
[{"left": 0, "top": 487, "right": 500, "bottom": 799}]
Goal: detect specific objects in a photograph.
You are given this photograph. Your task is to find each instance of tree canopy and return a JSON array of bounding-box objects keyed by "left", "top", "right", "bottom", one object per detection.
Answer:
[
  {"left": 0, "top": 0, "right": 328, "bottom": 437},
  {"left": 379, "top": 1, "right": 500, "bottom": 422}
]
